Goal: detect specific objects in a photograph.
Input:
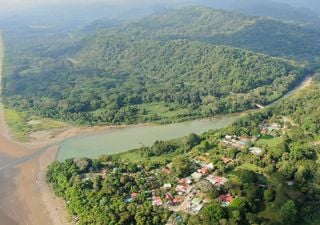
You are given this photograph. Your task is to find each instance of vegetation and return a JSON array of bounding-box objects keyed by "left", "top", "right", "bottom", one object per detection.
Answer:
[
  {"left": 120, "top": 7, "right": 320, "bottom": 60},
  {"left": 3, "top": 6, "right": 314, "bottom": 125},
  {"left": 3, "top": 107, "right": 67, "bottom": 141},
  {"left": 47, "top": 81, "right": 320, "bottom": 225}
]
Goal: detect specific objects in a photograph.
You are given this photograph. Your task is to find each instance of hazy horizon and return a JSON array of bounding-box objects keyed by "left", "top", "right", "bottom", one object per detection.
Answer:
[
  {"left": 0, "top": 0, "right": 189, "bottom": 11},
  {"left": 0, "top": 0, "right": 319, "bottom": 13}
]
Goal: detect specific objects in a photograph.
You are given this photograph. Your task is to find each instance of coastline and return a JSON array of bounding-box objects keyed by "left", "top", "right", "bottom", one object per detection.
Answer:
[
  {"left": 0, "top": 33, "right": 70, "bottom": 225},
  {"left": 14, "top": 146, "right": 71, "bottom": 225}
]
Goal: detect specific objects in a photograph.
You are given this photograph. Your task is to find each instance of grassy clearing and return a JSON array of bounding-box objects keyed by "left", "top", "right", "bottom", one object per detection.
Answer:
[
  {"left": 256, "top": 135, "right": 282, "bottom": 148},
  {"left": 4, "top": 107, "right": 67, "bottom": 142},
  {"left": 4, "top": 108, "right": 31, "bottom": 141},
  {"left": 119, "top": 149, "right": 178, "bottom": 163},
  {"left": 137, "top": 103, "right": 191, "bottom": 122},
  {"left": 118, "top": 151, "right": 145, "bottom": 162},
  {"left": 236, "top": 163, "right": 261, "bottom": 173}
]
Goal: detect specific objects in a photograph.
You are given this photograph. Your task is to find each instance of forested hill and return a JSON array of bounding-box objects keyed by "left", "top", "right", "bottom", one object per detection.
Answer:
[
  {"left": 3, "top": 38, "right": 303, "bottom": 125},
  {"left": 118, "top": 7, "right": 320, "bottom": 60},
  {"left": 2, "top": 6, "right": 314, "bottom": 125}
]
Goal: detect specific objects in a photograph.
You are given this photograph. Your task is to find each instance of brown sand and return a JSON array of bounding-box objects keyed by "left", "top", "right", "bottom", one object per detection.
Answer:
[
  {"left": 13, "top": 147, "right": 71, "bottom": 225},
  {"left": 0, "top": 33, "right": 70, "bottom": 225}
]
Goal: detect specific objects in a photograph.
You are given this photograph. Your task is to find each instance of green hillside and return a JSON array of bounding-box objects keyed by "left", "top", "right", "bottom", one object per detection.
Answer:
[
  {"left": 126, "top": 7, "right": 320, "bottom": 60},
  {"left": 3, "top": 6, "right": 314, "bottom": 125},
  {"left": 3, "top": 38, "right": 304, "bottom": 125}
]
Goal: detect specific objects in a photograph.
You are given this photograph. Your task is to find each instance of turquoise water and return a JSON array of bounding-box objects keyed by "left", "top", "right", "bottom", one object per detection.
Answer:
[{"left": 57, "top": 114, "right": 244, "bottom": 160}]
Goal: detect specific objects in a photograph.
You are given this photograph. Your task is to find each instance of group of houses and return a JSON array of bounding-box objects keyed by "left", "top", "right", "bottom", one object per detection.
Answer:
[
  {"left": 221, "top": 135, "right": 251, "bottom": 149},
  {"left": 150, "top": 158, "right": 236, "bottom": 215},
  {"left": 221, "top": 134, "right": 263, "bottom": 155},
  {"left": 259, "top": 122, "right": 281, "bottom": 136}
]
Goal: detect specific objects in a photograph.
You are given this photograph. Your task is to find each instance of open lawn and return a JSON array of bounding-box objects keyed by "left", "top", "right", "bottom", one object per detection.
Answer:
[
  {"left": 236, "top": 163, "right": 261, "bottom": 173},
  {"left": 119, "top": 149, "right": 178, "bottom": 163},
  {"left": 118, "top": 151, "right": 145, "bottom": 162},
  {"left": 137, "top": 103, "right": 192, "bottom": 122},
  {"left": 256, "top": 135, "right": 282, "bottom": 148}
]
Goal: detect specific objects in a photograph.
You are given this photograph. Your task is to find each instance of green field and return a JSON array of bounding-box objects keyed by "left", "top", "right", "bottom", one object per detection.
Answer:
[
  {"left": 4, "top": 107, "right": 67, "bottom": 141},
  {"left": 137, "top": 103, "right": 192, "bottom": 122},
  {"left": 256, "top": 135, "right": 282, "bottom": 148},
  {"left": 236, "top": 162, "right": 261, "bottom": 173}
]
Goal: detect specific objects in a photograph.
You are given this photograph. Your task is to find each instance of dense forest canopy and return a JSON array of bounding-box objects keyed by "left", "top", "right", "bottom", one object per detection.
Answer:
[
  {"left": 124, "top": 7, "right": 320, "bottom": 59},
  {"left": 2, "top": 6, "right": 316, "bottom": 125}
]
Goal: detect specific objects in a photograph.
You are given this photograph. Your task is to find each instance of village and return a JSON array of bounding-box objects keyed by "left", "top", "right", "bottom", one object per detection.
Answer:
[{"left": 80, "top": 121, "right": 284, "bottom": 224}]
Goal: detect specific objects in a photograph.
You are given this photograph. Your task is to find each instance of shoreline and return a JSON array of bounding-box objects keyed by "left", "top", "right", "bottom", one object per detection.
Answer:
[
  {"left": 27, "top": 74, "right": 313, "bottom": 145},
  {"left": 0, "top": 33, "right": 70, "bottom": 225}
]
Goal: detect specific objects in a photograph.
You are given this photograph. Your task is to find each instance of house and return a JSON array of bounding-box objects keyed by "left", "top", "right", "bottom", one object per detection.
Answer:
[
  {"left": 204, "top": 163, "right": 214, "bottom": 170},
  {"left": 269, "top": 123, "right": 281, "bottom": 131},
  {"left": 162, "top": 167, "right": 171, "bottom": 174},
  {"left": 239, "top": 137, "right": 250, "bottom": 146},
  {"left": 152, "top": 197, "right": 163, "bottom": 206},
  {"left": 179, "top": 178, "right": 192, "bottom": 185},
  {"left": 165, "top": 192, "right": 174, "bottom": 200},
  {"left": 131, "top": 193, "right": 138, "bottom": 198},
  {"left": 222, "top": 135, "right": 249, "bottom": 149},
  {"left": 261, "top": 127, "right": 268, "bottom": 135},
  {"left": 125, "top": 197, "right": 133, "bottom": 203},
  {"left": 219, "top": 194, "right": 234, "bottom": 207},
  {"left": 259, "top": 123, "right": 281, "bottom": 135},
  {"left": 221, "top": 157, "right": 232, "bottom": 164},
  {"left": 198, "top": 167, "right": 209, "bottom": 175},
  {"left": 191, "top": 172, "right": 202, "bottom": 181},
  {"left": 164, "top": 183, "right": 172, "bottom": 190},
  {"left": 190, "top": 198, "right": 204, "bottom": 213},
  {"left": 249, "top": 147, "right": 263, "bottom": 155},
  {"left": 101, "top": 168, "right": 107, "bottom": 179},
  {"left": 206, "top": 175, "right": 228, "bottom": 187},
  {"left": 175, "top": 185, "right": 189, "bottom": 195},
  {"left": 173, "top": 197, "right": 183, "bottom": 205},
  {"left": 166, "top": 214, "right": 184, "bottom": 225},
  {"left": 225, "top": 135, "right": 233, "bottom": 140}
]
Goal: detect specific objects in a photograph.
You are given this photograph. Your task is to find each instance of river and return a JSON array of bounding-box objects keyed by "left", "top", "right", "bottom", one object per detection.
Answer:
[
  {"left": 57, "top": 76, "right": 311, "bottom": 160},
  {"left": 57, "top": 113, "right": 245, "bottom": 160}
]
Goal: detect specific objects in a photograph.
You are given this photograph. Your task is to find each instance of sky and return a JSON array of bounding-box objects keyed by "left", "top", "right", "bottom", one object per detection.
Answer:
[{"left": 0, "top": 0, "right": 184, "bottom": 10}]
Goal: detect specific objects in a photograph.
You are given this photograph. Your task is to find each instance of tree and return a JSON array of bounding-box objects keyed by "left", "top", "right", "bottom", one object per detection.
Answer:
[
  {"left": 229, "top": 197, "right": 246, "bottom": 212},
  {"left": 280, "top": 200, "right": 297, "bottom": 224},
  {"left": 263, "top": 189, "right": 274, "bottom": 203},
  {"left": 201, "top": 202, "right": 226, "bottom": 225},
  {"left": 171, "top": 156, "right": 194, "bottom": 178},
  {"left": 184, "top": 133, "right": 201, "bottom": 153}
]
